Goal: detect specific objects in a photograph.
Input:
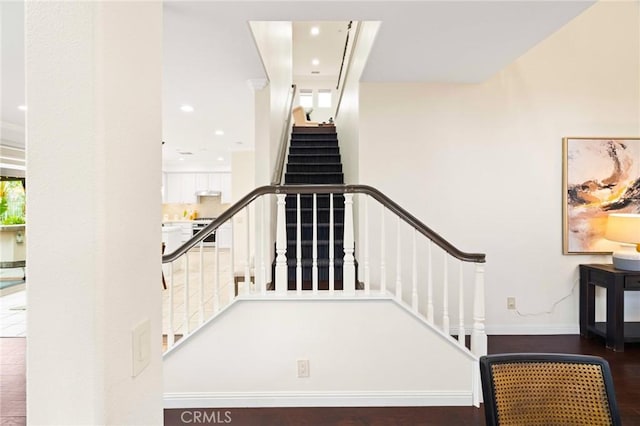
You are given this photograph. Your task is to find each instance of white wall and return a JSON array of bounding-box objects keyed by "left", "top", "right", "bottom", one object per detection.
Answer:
[
  {"left": 250, "top": 21, "right": 293, "bottom": 184},
  {"left": 164, "top": 299, "right": 475, "bottom": 407},
  {"left": 335, "top": 21, "right": 380, "bottom": 184},
  {"left": 251, "top": 22, "right": 293, "bottom": 284},
  {"left": 357, "top": 1, "right": 640, "bottom": 333},
  {"left": 231, "top": 151, "right": 256, "bottom": 202},
  {"left": 26, "top": 2, "right": 163, "bottom": 424},
  {"left": 231, "top": 151, "right": 256, "bottom": 278}
]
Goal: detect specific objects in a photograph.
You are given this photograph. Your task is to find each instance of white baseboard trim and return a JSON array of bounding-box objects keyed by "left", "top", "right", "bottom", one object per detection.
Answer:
[
  {"left": 164, "top": 390, "right": 474, "bottom": 409},
  {"left": 486, "top": 324, "right": 579, "bottom": 335}
]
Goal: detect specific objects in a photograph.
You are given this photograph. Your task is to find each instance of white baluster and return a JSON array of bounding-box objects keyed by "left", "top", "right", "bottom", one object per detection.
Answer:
[
  {"left": 471, "top": 263, "right": 487, "bottom": 357},
  {"left": 442, "top": 256, "right": 450, "bottom": 335},
  {"left": 329, "top": 193, "right": 335, "bottom": 293},
  {"left": 168, "top": 262, "right": 175, "bottom": 348},
  {"left": 458, "top": 261, "right": 465, "bottom": 346},
  {"left": 275, "top": 194, "right": 288, "bottom": 294},
  {"left": 427, "top": 241, "right": 434, "bottom": 323},
  {"left": 395, "top": 215, "right": 402, "bottom": 301},
  {"left": 380, "top": 205, "right": 386, "bottom": 295},
  {"left": 199, "top": 241, "right": 204, "bottom": 325},
  {"left": 213, "top": 236, "right": 220, "bottom": 312},
  {"left": 244, "top": 205, "right": 251, "bottom": 295},
  {"left": 412, "top": 230, "right": 418, "bottom": 311},
  {"left": 312, "top": 193, "right": 318, "bottom": 294},
  {"left": 296, "top": 193, "right": 302, "bottom": 295},
  {"left": 343, "top": 193, "right": 355, "bottom": 295},
  {"left": 230, "top": 220, "right": 235, "bottom": 300},
  {"left": 364, "top": 195, "right": 370, "bottom": 295},
  {"left": 184, "top": 254, "right": 190, "bottom": 336},
  {"left": 259, "top": 195, "right": 267, "bottom": 295}
]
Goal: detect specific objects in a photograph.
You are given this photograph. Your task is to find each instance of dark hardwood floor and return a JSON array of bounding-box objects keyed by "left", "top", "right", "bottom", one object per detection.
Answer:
[{"left": 2, "top": 335, "right": 640, "bottom": 426}]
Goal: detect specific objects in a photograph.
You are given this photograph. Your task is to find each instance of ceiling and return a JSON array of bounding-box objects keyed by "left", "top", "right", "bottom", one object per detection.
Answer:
[
  {"left": 2, "top": 1, "right": 596, "bottom": 173},
  {"left": 293, "top": 21, "right": 351, "bottom": 82}
]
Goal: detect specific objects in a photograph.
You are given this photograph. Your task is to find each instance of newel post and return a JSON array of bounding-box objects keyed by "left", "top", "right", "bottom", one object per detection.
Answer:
[
  {"left": 343, "top": 193, "right": 356, "bottom": 295},
  {"left": 471, "top": 263, "right": 487, "bottom": 357},
  {"left": 275, "top": 194, "right": 288, "bottom": 294}
]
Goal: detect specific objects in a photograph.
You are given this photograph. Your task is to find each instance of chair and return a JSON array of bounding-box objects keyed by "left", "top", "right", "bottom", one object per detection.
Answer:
[
  {"left": 292, "top": 105, "right": 319, "bottom": 127},
  {"left": 479, "top": 353, "right": 621, "bottom": 426}
]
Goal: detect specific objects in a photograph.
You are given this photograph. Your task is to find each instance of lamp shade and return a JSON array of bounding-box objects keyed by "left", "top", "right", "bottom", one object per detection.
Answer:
[{"left": 605, "top": 213, "right": 640, "bottom": 244}]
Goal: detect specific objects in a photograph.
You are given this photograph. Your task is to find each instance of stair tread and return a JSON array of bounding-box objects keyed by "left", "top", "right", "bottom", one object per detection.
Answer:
[
  {"left": 287, "top": 162, "right": 343, "bottom": 165},
  {"left": 285, "top": 207, "right": 345, "bottom": 211},
  {"left": 286, "top": 172, "right": 344, "bottom": 175},
  {"left": 288, "top": 153, "right": 341, "bottom": 156},
  {"left": 287, "top": 239, "right": 344, "bottom": 244},
  {"left": 280, "top": 259, "right": 351, "bottom": 266}
]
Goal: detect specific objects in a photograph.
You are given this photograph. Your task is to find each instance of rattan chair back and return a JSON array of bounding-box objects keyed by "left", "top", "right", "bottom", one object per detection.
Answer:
[{"left": 480, "top": 353, "right": 621, "bottom": 426}]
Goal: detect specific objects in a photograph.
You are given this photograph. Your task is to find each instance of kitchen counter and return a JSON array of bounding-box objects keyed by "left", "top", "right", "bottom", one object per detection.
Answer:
[{"left": 0, "top": 224, "right": 26, "bottom": 231}]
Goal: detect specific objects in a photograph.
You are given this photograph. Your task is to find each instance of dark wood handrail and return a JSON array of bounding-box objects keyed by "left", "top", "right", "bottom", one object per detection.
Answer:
[
  {"left": 162, "top": 184, "right": 486, "bottom": 264},
  {"left": 335, "top": 21, "right": 352, "bottom": 91}
]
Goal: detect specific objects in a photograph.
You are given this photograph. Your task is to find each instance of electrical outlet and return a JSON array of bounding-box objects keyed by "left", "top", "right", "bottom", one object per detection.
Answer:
[
  {"left": 507, "top": 297, "right": 516, "bottom": 310},
  {"left": 297, "top": 359, "right": 310, "bottom": 378}
]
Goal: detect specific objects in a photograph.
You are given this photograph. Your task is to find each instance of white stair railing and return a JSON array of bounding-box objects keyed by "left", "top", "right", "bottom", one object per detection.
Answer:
[{"left": 162, "top": 185, "right": 487, "bottom": 357}]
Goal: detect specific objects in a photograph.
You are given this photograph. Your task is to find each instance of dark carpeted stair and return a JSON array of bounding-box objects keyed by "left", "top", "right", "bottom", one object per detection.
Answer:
[{"left": 272, "top": 125, "right": 358, "bottom": 291}]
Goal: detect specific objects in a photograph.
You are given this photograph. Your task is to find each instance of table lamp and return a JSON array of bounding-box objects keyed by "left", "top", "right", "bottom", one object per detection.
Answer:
[{"left": 605, "top": 213, "right": 640, "bottom": 271}]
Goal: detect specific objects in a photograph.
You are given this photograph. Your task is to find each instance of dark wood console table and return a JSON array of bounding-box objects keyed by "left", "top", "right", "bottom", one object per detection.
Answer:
[{"left": 579, "top": 264, "right": 640, "bottom": 351}]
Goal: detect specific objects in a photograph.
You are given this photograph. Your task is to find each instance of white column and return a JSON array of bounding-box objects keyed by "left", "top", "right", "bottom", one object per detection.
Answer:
[
  {"left": 26, "top": 2, "right": 163, "bottom": 424},
  {"left": 395, "top": 216, "right": 402, "bottom": 301},
  {"left": 275, "top": 194, "right": 288, "bottom": 293},
  {"left": 471, "top": 263, "right": 488, "bottom": 357},
  {"left": 442, "top": 256, "right": 450, "bottom": 335},
  {"left": 343, "top": 193, "right": 356, "bottom": 295},
  {"left": 364, "top": 195, "right": 370, "bottom": 295},
  {"left": 312, "top": 193, "right": 319, "bottom": 293},
  {"left": 296, "top": 194, "right": 302, "bottom": 293}
]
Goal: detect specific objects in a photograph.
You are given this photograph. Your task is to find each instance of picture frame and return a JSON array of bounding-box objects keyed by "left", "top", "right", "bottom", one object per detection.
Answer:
[{"left": 563, "top": 137, "right": 640, "bottom": 254}]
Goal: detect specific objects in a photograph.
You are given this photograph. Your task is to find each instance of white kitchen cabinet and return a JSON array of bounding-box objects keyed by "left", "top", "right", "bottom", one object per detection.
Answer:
[
  {"left": 165, "top": 173, "right": 197, "bottom": 204},
  {"left": 165, "top": 173, "right": 182, "bottom": 203},
  {"left": 181, "top": 174, "right": 196, "bottom": 203},
  {"left": 165, "top": 172, "right": 230, "bottom": 204},
  {"left": 195, "top": 173, "right": 210, "bottom": 192}
]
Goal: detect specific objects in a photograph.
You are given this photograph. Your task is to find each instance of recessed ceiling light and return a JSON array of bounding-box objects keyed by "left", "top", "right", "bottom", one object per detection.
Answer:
[
  {"left": 17, "top": 105, "right": 27, "bottom": 111},
  {"left": 180, "top": 105, "right": 194, "bottom": 112},
  {"left": 179, "top": 157, "right": 185, "bottom": 161},
  {"left": 215, "top": 130, "right": 224, "bottom": 136},
  {"left": 310, "top": 27, "right": 320, "bottom": 36},
  {"left": 311, "top": 58, "right": 320, "bottom": 66},
  {"left": 217, "top": 156, "right": 224, "bottom": 162}
]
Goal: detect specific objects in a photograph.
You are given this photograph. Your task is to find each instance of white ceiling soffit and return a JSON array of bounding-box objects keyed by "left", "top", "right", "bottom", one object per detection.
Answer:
[
  {"left": 358, "top": 1, "right": 597, "bottom": 82},
  {"left": 169, "top": 1, "right": 595, "bottom": 83}
]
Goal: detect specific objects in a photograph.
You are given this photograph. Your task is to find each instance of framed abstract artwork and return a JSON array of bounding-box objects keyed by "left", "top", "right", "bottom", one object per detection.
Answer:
[{"left": 563, "top": 137, "right": 640, "bottom": 254}]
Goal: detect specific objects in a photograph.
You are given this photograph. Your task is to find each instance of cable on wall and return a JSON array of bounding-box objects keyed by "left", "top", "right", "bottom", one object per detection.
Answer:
[{"left": 514, "top": 278, "right": 579, "bottom": 317}]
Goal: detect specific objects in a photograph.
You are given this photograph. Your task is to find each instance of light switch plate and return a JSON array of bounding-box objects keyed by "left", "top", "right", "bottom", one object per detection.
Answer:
[{"left": 132, "top": 319, "right": 151, "bottom": 377}]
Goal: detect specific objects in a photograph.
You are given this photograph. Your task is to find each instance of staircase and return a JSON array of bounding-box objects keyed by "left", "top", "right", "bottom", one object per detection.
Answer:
[{"left": 276, "top": 125, "right": 355, "bottom": 290}]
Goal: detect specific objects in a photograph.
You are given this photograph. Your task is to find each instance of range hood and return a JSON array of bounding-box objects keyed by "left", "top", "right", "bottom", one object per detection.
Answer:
[{"left": 195, "top": 190, "right": 221, "bottom": 197}]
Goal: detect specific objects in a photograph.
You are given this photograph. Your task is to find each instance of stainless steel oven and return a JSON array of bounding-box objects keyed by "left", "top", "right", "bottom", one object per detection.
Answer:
[{"left": 192, "top": 218, "right": 216, "bottom": 247}]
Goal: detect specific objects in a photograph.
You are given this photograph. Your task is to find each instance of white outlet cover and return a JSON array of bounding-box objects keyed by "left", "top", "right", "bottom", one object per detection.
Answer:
[{"left": 132, "top": 319, "right": 151, "bottom": 377}]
